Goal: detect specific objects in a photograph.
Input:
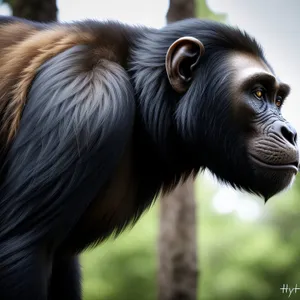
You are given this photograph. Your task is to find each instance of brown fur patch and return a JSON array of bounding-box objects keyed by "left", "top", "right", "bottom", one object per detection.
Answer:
[
  {"left": 0, "top": 24, "right": 114, "bottom": 146},
  {"left": 0, "top": 22, "right": 35, "bottom": 49}
]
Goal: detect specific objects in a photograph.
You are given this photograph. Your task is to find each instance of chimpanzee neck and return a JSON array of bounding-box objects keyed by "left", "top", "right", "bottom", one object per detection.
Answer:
[{"left": 132, "top": 115, "right": 200, "bottom": 192}]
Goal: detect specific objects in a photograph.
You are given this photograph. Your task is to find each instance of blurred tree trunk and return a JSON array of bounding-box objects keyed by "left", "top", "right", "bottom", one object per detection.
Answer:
[
  {"left": 166, "top": 0, "right": 196, "bottom": 23},
  {"left": 158, "top": 2, "right": 198, "bottom": 300},
  {"left": 159, "top": 178, "right": 198, "bottom": 300},
  {"left": 4, "top": 0, "right": 57, "bottom": 22}
]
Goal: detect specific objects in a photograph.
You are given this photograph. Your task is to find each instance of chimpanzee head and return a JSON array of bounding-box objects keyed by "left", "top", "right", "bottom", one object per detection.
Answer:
[{"left": 132, "top": 19, "right": 299, "bottom": 200}]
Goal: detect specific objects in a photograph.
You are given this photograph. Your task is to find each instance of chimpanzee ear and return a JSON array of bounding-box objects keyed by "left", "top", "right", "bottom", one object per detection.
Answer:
[{"left": 165, "top": 36, "right": 205, "bottom": 93}]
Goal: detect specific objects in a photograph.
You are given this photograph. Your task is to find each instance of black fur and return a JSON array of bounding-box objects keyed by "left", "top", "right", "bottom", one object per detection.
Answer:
[{"left": 0, "top": 17, "right": 295, "bottom": 299}]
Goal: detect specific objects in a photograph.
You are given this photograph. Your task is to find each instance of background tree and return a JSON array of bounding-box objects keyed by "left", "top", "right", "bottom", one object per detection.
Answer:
[
  {"left": 158, "top": 2, "right": 197, "bottom": 300},
  {"left": 159, "top": 1, "right": 225, "bottom": 300},
  {"left": 166, "top": 0, "right": 196, "bottom": 23},
  {"left": 3, "top": 0, "right": 57, "bottom": 22}
]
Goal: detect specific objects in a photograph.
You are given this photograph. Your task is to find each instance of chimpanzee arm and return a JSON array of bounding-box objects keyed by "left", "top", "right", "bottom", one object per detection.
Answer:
[{"left": 0, "top": 45, "right": 135, "bottom": 299}]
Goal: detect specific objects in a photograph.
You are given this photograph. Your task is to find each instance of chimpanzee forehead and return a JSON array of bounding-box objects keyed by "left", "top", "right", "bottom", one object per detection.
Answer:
[
  {"left": 230, "top": 52, "right": 279, "bottom": 87},
  {"left": 231, "top": 52, "right": 272, "bottom": 75}
]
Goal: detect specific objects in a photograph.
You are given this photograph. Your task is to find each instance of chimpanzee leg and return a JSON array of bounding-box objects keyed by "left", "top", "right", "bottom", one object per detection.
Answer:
[
  {"left": 0, "top": 239, "right": 49, "bottom": 300},
  {"left": 48, "top": 255, "right": 81, "bottom": 300}
]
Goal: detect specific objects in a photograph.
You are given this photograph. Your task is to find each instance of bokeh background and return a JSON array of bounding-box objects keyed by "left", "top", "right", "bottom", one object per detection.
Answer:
[{"left": 1, "top": 0, "right": 300, "bottom": 299}]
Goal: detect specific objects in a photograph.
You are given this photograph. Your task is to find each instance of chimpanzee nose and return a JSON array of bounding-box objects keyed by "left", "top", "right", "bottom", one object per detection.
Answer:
[{"left": 273, "top": 121, "right": 298, "bottom": 146}]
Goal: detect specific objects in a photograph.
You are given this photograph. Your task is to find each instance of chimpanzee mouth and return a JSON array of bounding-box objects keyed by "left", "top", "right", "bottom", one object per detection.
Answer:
[{"left": 250, "top": 154, "right": 299, "bottom": 173}]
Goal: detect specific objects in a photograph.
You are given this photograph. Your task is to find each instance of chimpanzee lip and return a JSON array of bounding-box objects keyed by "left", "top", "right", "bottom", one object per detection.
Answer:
[{"left": 250, "top": 154, "right": 299, "bottom": 173}]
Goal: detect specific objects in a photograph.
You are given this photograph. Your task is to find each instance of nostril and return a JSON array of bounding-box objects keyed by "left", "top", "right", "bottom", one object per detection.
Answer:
[{"left": 281, "top": 125, "right": 297, "bottom": 146}]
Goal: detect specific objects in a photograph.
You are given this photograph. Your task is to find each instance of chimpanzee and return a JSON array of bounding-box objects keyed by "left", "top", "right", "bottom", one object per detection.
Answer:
[{"left": 0, "top": 16, "right": 298, "bottom": 300}]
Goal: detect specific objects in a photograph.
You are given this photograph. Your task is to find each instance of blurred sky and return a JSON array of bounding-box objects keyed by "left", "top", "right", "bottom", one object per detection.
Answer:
[{"left": 0, "top": 0, "right": 299, "bottom": 218}]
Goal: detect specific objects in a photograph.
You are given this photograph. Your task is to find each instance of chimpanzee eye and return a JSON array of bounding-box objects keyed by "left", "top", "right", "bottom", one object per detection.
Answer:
[
  {"left": 253, "top": 88, "right": 264, "bottom": 100},
  {"left": 275, "top": 95, "right": 283, "bottom": 108}
]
